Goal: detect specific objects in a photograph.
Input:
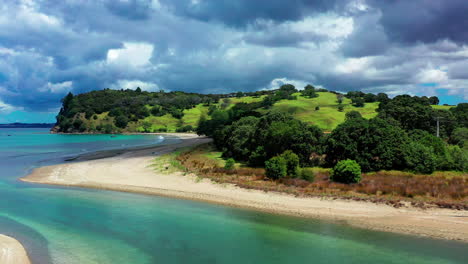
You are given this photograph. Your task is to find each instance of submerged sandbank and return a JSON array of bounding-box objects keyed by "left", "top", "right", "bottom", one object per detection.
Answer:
[
  {"left": 0, "top": 235, "right": 31, "bottom": 264},
  {"left": 22, "top": 136, "right": 468, "bottom": 242}
]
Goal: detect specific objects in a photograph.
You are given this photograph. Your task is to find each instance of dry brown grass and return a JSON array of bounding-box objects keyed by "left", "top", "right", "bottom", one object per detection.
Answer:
[{"left": 177, "top": 144, "right": 468, "bottom": 210}]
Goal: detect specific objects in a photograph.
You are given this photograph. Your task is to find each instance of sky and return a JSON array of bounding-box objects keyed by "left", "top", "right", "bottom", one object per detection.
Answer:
[{"left": 0, "top": 0, "right": 467, "bottom": 123}]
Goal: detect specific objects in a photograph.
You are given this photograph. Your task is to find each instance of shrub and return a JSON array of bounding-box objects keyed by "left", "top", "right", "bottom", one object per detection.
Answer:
[
  {"left": 176, "top": 125, "right": 194, "bottom": 132},
  {"left": 279, "top": 150, "right": 300, "bottom": 178},
  {"left": 224, "top": 158, "right": 235, "bottom": 170},
  {"left": 404, "top": 142, "right": 436, "bottom": 174},
  {"left": 265, "top": 156, "right": 287, "bottom": 180},
  {"left": 300, "top": 168, "right": 315, "bottom": 182},
  {"left": 115, "top": 115, "right": 129, "bottom": 128},
  {"left": 315, "top": 106, "right": 320, "bottom": 111},
  {"left": 338, "top": 105, "right": 344, "bottom": 112},
  {"left": 447, "top": 145, "right": 468, "bottom": 172},
  {"left": 331, "top": 159, "right": 362, "bottom": 183}
]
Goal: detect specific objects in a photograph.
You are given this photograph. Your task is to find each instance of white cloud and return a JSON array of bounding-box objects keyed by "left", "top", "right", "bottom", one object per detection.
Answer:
[
  {"left": 415, "top": 68, "right": 448, "bottom": 83},
  {"left": 335, "top": 57, "right": 370, "bottom": 74},
  {"left": 39, "top": 81, "right": 73, "bottom": 93},
  {"left": 290, "top": 15, "right": 354, "bottom": 39},
  {"left": 0, "top": 99, "right": 23, "bottom": 113},
  {"left": 111, "top": 79, "right": 159, "bottom": 91},
  {"left": 107, "top": 42, "right": 154, "bottom": 67},
  {"left": 263, "top": 78, "right": 311, "bottom": 91},
  {"left": 0, "top": 0, "right": 61, "bottom": 29}
]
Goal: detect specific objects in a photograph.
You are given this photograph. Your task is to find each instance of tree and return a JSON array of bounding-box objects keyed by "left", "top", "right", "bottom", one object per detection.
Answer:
[
  {"left": 450, "top": 103, "right": 468, "bottom": 128},
  {"left": 338, "top": 105, "right": 344, "bottom": 112},
  {"left": 115, "top": 115, "right": 129, "bottom": 128},
  {"left": 449, "top": 127, "right": 468, "bottom": 148},
  {"left": 364, "top": 93, "right": 377, "bottom": 102},
  {"left": 301, "top": 84, "right": 318, "bottom": 98},
  {"left": 330, "top": 159, "right": 362, "bottom": 184},
  {"left": 377, "top": 95, "right": 434, "bottom": 132},
  {"left": 337, "top": 94, "right": 344, "bottom": 104},
  {"left": 279, "top": 150, "right": 300, "bottom": 178},
  {"left": 265, "top": 156, "right": 287, "bottom": 180},
  {"left": 352, "top": 97, "right": 365, "bottom": 107},
  {"left": 279, "top": 84, "right": 297, "bottom": 94},
  {"left": 345, "top": 111, "right": 362, "bottom": 120},
  {"left": 428, "top": 96, "right": 439, "bottom": 105},
  {"left": 236, "top": 91, "right": 244, "bottom": 98},
  {"left": 326, "top": 117, "right": 410, "bottom": 172},
  {"left": 142, "top": 121, "right": 152, "bottom": 132},
  {"left": 403, "top": 142, "right": 436, "bottom": 174},
  {"left": 376, "top": 93, "right": 389, "bottom": 103},
  {"left": 261, "top": 95, "right": 276, "bottom": 109}
]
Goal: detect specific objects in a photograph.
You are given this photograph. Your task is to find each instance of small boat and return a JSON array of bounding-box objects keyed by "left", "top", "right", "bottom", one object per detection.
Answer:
[{"left": 110, "top": 135, "right": 117, "bottom": 138}]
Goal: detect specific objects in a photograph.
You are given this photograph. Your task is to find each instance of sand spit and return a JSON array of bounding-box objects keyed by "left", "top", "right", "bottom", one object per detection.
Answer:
[{"left": 22, "top": 136, "right": 468, "bottom": 242}]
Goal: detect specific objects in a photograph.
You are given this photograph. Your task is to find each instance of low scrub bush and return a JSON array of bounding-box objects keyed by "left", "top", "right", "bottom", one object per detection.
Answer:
[
  {"left": 265, "top": 156, "right": 287, "bottom": 180},
  {"left": 224, "top": 158, "right": 235, "bottom": 170},
  {"left": 300, "top": 168, "right": 315, "bottom": 182},
  {"left": 331, "top": 159, "right": 362, "bottom": 183}
]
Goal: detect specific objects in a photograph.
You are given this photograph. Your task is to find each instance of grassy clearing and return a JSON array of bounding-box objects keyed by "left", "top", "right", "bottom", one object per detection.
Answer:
[
  {"left": 150, "top": 148, "right": 188, "bottom": 174},
  {"left": 431, "top": 105, "right": 454, "bottom": 110},
  {"left": 175, "top": 143, "right": 468, "bottom": 209},
  {"left": 271, "top": 93, "right": 379, "bottom": 131}
]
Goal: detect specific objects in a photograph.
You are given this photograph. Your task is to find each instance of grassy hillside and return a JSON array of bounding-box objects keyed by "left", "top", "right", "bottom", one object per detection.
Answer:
[
  {"left": 123, "top": 93, "right": 379, "bottom": 132},
  {"left": 270, "top": 92, "right": 379, "bottom": 131},
  {"left": 55, "top": 89, "right": 454, "bottom": 133}
]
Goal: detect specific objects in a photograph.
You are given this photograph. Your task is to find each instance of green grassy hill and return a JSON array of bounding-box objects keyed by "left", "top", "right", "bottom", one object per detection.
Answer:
[
  {"left": 269, "top": 92, "right": 379, "bottom": 131},
  {"left": 56, "top": 89, "right": 451, "bottom": 133},
  {"left": 113, "top": 92, "right": 380, "bottom": 132}
]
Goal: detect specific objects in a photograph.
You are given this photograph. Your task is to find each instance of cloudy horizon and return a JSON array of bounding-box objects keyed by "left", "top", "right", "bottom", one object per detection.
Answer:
[{"left": 1, "top": 0, "right": 467, "bottom": 123}]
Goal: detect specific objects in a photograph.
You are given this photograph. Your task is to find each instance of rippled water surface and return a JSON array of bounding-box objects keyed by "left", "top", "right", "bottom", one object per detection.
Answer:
[{"left": 0, "top": 128, "right": 466, "bottom": 264}]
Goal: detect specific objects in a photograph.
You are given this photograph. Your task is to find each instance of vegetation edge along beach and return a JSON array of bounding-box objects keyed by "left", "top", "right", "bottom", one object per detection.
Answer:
[{"left": 21, "top": 84, "right": 467, "bottom": 242}]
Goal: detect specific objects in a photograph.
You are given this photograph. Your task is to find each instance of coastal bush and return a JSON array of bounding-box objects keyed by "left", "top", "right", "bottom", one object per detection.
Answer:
[
  {"left": 279, "top": 150, "right": 300, "bottom": 178},
  {"left": 330, "top": 159, "right": 361, "bottom": 184},
  {"left": 115, "top": 115, "right": 129, "bottom": 128},
  {"left": 265, "top": 156, "right": 287, "bottom": 180},
  {"left": 403, "top": 142, "right": 436, "bottom": 174},
  {"left": 300, "top": 168, "right": 315, "bottom": 182},
  {"left": 224, "top": 158, "right": 235, "bottom": 170},
  {"left": 325, "top": 117, "right": 409, "bottom": 172},
  {"left": 446, "top": 145, "right": 468, "bottom": 172}
]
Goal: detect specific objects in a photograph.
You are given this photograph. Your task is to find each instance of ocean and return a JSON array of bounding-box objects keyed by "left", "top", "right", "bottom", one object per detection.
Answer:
[{"left": 0, "top": 128, "right": 466, "bottom": 264}]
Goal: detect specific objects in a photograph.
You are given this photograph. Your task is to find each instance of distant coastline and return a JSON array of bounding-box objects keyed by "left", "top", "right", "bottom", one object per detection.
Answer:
[{"left": 0, "top": 123, "right": 55, "bottom": 128}]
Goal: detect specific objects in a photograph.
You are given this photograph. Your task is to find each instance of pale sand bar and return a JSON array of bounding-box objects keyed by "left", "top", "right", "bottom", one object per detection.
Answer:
[
  {"left": 22, "top": 135, "right": 468, "bottom": 242},
  {"left": 0, "top": 235, "right": 31, "bottom": 264}
]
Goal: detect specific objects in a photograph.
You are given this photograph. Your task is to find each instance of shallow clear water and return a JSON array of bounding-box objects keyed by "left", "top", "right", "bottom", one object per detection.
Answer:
[{"left": 0, "top": 128, "right": 466, "bottom": 264}]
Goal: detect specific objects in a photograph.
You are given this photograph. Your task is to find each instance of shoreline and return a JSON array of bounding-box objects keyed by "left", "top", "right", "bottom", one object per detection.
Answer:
[
  {"left": 0, "top": 235, "right": 31, "bottom": 264},
  {"left": 21, "top": 137, "right": 468, "bottom": 243}
]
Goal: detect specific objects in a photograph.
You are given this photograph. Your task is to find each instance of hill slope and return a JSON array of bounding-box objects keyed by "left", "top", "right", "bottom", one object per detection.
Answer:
[{"left": 53, "top": 88, "right": 451, "bottom": 133}]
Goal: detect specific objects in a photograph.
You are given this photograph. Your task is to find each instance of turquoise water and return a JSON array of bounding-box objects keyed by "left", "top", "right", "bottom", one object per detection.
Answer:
[{"left": 0, "top": 129, "right": 466, "bottom": 263}]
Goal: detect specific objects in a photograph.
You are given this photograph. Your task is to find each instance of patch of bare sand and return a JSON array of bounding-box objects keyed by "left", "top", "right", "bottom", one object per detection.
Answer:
[{"left": 0, "top": 235, "right": 31, "bottom": 264}]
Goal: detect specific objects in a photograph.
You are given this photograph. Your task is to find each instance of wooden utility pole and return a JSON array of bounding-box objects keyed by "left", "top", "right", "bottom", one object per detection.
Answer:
[{"left": 436, "top": 117, "right": 440, "bottom": 137}]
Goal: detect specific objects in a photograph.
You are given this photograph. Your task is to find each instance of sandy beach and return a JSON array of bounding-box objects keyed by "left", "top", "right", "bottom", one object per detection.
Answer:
[
  {"left": 22, "top": 135, "right": 468, "bottom": 242},
  {"left": 0, "top": 235, "right": 31, "bottom": 264}
]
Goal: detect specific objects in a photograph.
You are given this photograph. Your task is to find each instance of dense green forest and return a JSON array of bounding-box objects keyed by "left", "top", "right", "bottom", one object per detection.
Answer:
[
  {"left": 55, "top": 84, "right": 467, "bottom": 175},
  {"left": 195, "top": 85, "right": 467, "bottom": 176}
]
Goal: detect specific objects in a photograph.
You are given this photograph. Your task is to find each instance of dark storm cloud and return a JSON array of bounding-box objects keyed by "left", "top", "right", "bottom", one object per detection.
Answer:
[
  {"left": 0, "top": 0, "right": 467, "bottom": 115},
  {"left": 368, "top": 0, "right": 468, "bottom": 44},
  {"left": 160, "top": 0, "right": 340, "bottom": 27}
]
